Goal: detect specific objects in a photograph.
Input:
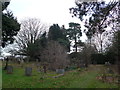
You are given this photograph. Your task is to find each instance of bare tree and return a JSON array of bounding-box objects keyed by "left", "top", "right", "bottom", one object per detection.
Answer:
[
  {"left": 16, "top": 18, "right": 47, "bottom": 49},
  {"left": 15, "top": 18, "right": 48, "bottom": 54},
  {"left": 41, "top": 41, "right": 69, "bottom": 70}
]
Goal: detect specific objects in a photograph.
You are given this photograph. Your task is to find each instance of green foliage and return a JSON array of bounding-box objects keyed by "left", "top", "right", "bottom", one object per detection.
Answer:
[
  {"left": 48, "top": 24, "right": 63, "bottom": 41},
  {"left": 2, "top": 10, "right": 20, "bottom": 47},
  {"left": 70, "top": 1, "right": 118, "bottom": 26},
  {"left": 2, "top": 2, "right": 10, "bottom": 11},
  {"left": 65, "top": 66, "right": 77, "bottom": 71},
  {"left": 69, "top": 52, "right": 81, "bottom": 60},
  {"left": 67, "top": 22, "right": 82, "bottom": 52},
  {"left": 26, "top": 32, "right": 47, "bottom": 61},
  {"left": 91, "top": 53, "right": 106, "bottom": 64},
  {"left": 48, "top": 24, "right": 70, "bottom": 51},
  {"left": 106, "top": 30, "right": 120, "bottom": 74},
  {"left": 68, "top": 52, "right": 82, "bottom": 66},
  {"left": 67, "top": 22, "right": 82, "bottom": 40},
  {"left": 105, "top": 51, "right": 115, "bottom": 64},
  {"left": 104, "top": 30, "right": 120, "bottom": 64},
  {"left": 91, "top": 52, "right": 116, "bottom": 64},
  {"left": 112, "top": 31, "right": 120, "bottom": 56}
]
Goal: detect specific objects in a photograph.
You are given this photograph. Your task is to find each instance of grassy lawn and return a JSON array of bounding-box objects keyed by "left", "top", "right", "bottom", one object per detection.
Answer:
[{"left": 2, "top": 64, "right": 119, "bottom": 88}]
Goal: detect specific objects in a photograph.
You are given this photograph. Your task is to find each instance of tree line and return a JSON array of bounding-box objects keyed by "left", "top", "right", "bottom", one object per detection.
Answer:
[{"left": 1, "top": 0, "right": 120, "bottom": 74}]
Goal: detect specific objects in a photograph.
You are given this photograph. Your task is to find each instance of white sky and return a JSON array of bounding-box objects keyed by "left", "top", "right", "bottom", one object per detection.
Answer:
[
  {"left": 1, "top": 0, "right": 88, "bottom": 55},
  {"left": 7, "top": 0, "right": 82, "bottom": 28},
  {"left": 7, "top": 0, "right": 87, "bottom": 41},
  {"left": 1, "top": 0, "right": 115, "bottom": 55}
]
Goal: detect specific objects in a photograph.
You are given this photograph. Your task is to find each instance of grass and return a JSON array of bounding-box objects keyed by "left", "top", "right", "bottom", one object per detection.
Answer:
[{"left": 2, "top": 64, "right": 119, "bottom": 88}]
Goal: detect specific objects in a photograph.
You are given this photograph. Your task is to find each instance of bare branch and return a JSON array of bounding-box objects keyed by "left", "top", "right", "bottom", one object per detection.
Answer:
[{"left": 15, "top": 18, "right": 48, "bottom": 51}]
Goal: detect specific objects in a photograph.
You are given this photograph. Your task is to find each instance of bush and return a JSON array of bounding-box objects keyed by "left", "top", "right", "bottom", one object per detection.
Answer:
[
  {"left": 91, "top": 53, "right": 106, "bottom": 64},
  {"left": 69, "top": 52, "right": 81, "bottom": 59},
  {"left": 69, "top": 52, "right": 82, "bottom": 65},
  {"left": 105, "top": 52, "right": 115, "bottom": 64},
  {"left": 65, "top": 66, "right": 77, "bottom": 71}
]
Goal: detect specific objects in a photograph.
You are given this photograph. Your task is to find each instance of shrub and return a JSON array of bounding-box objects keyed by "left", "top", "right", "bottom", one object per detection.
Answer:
[{"left": 91, "top": 53, "right": 106, "bottom": 64}]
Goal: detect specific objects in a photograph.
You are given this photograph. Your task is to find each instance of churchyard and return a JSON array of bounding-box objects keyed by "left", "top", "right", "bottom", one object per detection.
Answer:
[
  {"left": 2, "top": 61, "right": 120, "bottom": 88},
  {"left": 1, "top": 0, "right": 120, "bottom": 89}
]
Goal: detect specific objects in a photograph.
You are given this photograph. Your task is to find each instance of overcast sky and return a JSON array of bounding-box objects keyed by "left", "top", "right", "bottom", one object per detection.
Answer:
[
  {"left": 7, "top": 0, "right": 82, "bottom": 28},
  {"left": 7, "top": 0, "right": 87, "bottom": 41},
  {"left": 1, "top": 0, "right": 89, "bottom": 55}
]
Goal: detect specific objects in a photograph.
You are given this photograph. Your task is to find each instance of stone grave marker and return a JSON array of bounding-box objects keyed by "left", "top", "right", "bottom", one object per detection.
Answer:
[
  {"left": 106, "top": 68, "right": 114, "bottom": 74},
  {"left": 25, "top": 67, "right": 32, "bottom": 76},
  {"left": 105, "top": 62, "right": 111, "bottom": 66},
  {"left": 36, "top": 63, "right": 40, "bottom": 68},
  {"left": 56, "top": 69, "right": 65, "bottom": 74},
  {"left": 7, "top": 66, "right": 13, "bottom": 74}
]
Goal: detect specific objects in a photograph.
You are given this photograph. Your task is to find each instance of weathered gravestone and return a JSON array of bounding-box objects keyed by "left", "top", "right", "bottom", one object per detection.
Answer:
[
  {"left": 7, "top": 66, "right": 13, "bottom": 74},
  {"left": 106, "top": 68, "right": 114, "bottom": 74},
  {"left": 105, "top": 62, "right": 111, "bottom": 66},
  {"left": 56, "top": 69, "right": 65, "bottom": 74},
  {"left": 25, "top": 67, "right": 32, "bottom": 76},
  {"left": 80, "top": 64, "right": 86, "bottom": 68},
  {"left": 79, "top": 60, "right": 85, "bottom": 68},
  {"left": 36, "top": 63, "right": 40, "bottom": 68},
  {"left": 20, "top": 60, "right": 24, "bottom": 68}
]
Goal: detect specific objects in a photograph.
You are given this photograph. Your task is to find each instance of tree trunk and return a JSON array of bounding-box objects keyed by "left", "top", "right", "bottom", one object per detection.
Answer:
[
  {"left": 100, "top": 34, "right": 103, "bottom": 53},
  {"left": 43, "top": 65, "right": 46, "bottom": 73},
  {"left": 75, "top": 34, "right": 77, "bottom": 52}
]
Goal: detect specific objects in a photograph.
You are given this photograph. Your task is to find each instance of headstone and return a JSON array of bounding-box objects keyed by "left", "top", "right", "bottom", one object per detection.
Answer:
[
  {"left": 36, "top": 63, "right": 40, "bottom": 68},
  {"left": 21, "top": 60, "right": 24, "bottom": 63},
  {"left": 56, "top": 69, "right": 65, "bottom": 74},
  {"left": 7, "top": 66, "right": 13, "bottom": 74},
  {"left": 25, "top": 67, "right": 32, "bottom": 76},
  {"left": 80, "top": 64, "right": 85, "bottom": 68},
  {"left": 105, "top": 62, "right": 111, "bottom": 66},
  {"left": 20, "top": 60, "right": 24, "bottom": 67},
  {"left": 106, "top": 68, "right": 114, "bottom": 74}
]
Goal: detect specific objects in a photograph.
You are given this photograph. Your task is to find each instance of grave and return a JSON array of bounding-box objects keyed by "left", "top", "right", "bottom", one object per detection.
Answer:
[
  {"left": 106, "top": 68, "right": 114, "bottom": 74},
  {"left": 25, "top": 67, "right": 32, "bottom": 76},
  {"left": 105, "top": 62, "right": 111, "bottom": 66},
  {"left": 56, "top": 69, "right": 65, "bottom": 74},
  {"left": 7, "top": 66, "right": 13, "bottom": 74}
]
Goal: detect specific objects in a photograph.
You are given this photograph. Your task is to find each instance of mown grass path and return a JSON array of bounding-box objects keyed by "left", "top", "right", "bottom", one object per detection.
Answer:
[{"left": 2, "top": 65, "right": 119, "bottom": 88}]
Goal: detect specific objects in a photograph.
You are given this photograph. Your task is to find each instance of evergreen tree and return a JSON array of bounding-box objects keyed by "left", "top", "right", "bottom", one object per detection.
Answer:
[
  {"left": 67, "top": 22, "right": 82, "bottom": 52},
  {"left": 48, "top": 24, "right": 70, "bottom": 51},
  {"left": 2, "top": 1, "right": 20, "bottom": 47}
]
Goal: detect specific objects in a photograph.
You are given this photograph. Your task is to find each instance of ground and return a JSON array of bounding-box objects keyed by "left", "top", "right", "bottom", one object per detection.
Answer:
[{"left": 2, "top": 63, "right": 120, "bottom": 88}]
